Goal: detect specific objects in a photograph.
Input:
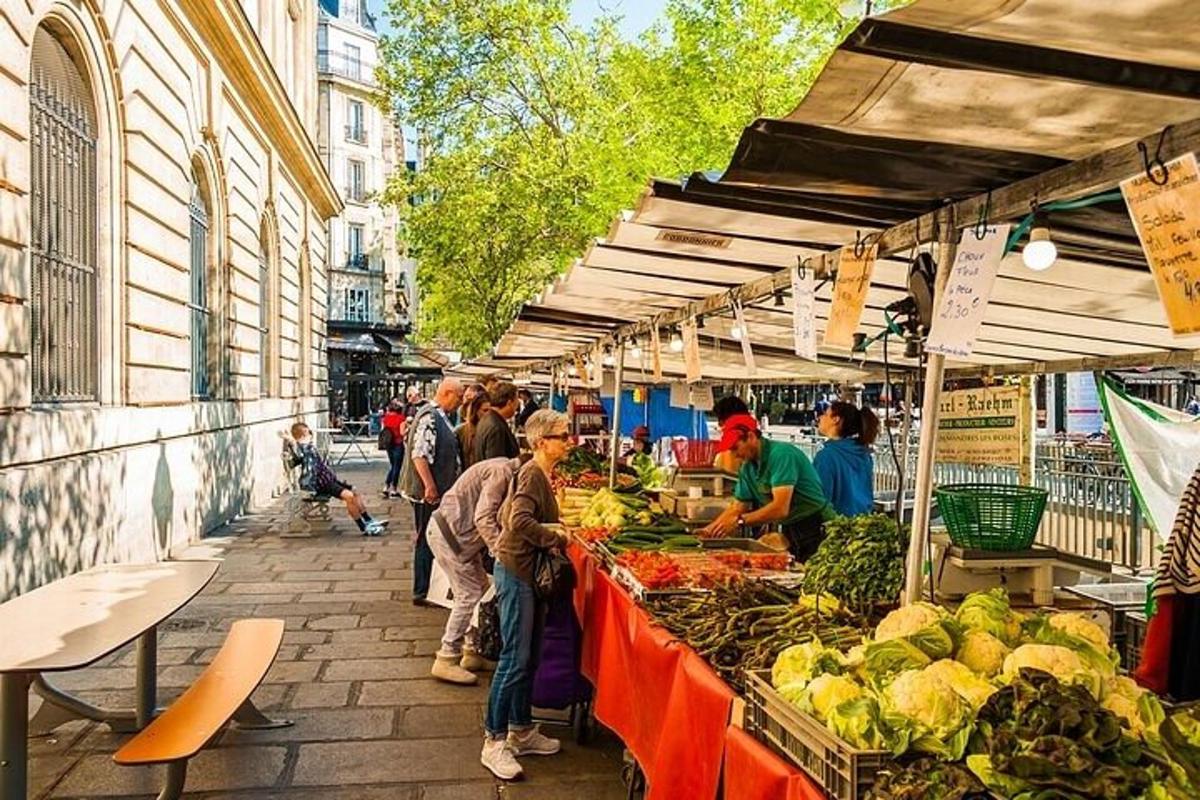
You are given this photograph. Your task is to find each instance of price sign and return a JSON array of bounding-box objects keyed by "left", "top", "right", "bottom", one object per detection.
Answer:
[
  {"left": 791, "top": 263, "right": 817, "bottom": 361},
  {"left": 682, "top": 319, "right": 702, "bottom": 384},
  {"left": 926, "top": 224, "right": 1010, "bottom": 358},
  {"left": 1121, "top": 153, "right": 1200, "bottom": 335},
  {"left": 824, "top": 243, "right": 877, "bottom": 348},
  {"left": 669, "top": 381, "right": 689, "bottom": 408},
  {"left": 732, "top": 300, "right": 756, "bottom": 376},
  {"left": 688, "top": 384, "right": 714, "bottom": 411}
]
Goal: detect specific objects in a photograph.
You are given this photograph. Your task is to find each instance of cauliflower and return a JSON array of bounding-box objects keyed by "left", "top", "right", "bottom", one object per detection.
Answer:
[
  {"left": 924, "top": 659, "right": 998, "bottom": 710},
  {"left": 1002, "top": 643, "right": 1102, "bottom": 698},
  {"left": 956, "top": 629, "right": 1010, "bottom": 678},
  {"left": 1102, "top": 675, "right": 1165, "bottom": 736},
  {"left": 1048, "top": 612, "right": 1109, "bottom": 651},
  {"left": 884, "top": 668, "right": 970, "bottom": 741},
  {"left": 803, "top": 674, "right": 865, "bottom": 721},
  {"left": 955, "top": 588, "right": 1023, "bottom": 646},
  {"left": 862, "top": 639, "right": 932, "bottom": 687},
  {"left": 875, "top": 602, "right": 958, "bottom": 660},
  {"left": 771, "top": 641, "right": 843, "bottom": 690}
]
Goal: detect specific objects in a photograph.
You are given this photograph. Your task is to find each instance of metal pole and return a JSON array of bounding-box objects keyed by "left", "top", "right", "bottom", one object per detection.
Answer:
[
  {"left": 136, "top": 626, "right": 158, "bottom": 728},
  {"left": 1, "top": 672, "right": 30, "bottom": 800},
  {"left": 608, "top": 343, "right": 626, "bottom": 488},
  {"left": 903, "top": 216, "right": 958, "bottom": 605},
  {"left": 896, "top": 375, "right": 914, "bottom": 524}
]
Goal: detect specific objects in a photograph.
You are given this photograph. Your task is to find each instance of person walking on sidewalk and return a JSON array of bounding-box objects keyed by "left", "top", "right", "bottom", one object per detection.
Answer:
[
  {"left": 472, "top": 381, "right": 521, "bottom": 465},
  {"left": 427, "top": 455, "right": 520, "bottom": 685},
  {"left": 400, "top": 378, "right": 464, "bottom": 605},
  {"left": 480, "top": 409, "right": 572, "bottom": 781},
  {"left": 380, "top": 398, "right": 406, "bottom": 498}
]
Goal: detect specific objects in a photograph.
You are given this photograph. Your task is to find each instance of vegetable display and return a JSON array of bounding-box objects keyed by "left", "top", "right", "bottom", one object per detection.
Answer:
[
  {"left": 578, "top": 488, "right": 661, "bottom": 530},
  {"left": 801, "top": 514, "right": 905, "bottom": 612},
  {"left": 648, "top": 581, "right": 866, "bottom": 692}
]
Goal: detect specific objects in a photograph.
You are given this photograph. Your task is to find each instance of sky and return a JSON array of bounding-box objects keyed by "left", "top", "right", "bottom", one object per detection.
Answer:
[{"left": 370, "top": 0, "right": 669, "bottom": 39}]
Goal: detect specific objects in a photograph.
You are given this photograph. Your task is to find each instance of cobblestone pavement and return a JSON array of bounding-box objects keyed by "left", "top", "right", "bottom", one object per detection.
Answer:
[{"left": 26, "top": 459, "right": 628, "bottom": 799}]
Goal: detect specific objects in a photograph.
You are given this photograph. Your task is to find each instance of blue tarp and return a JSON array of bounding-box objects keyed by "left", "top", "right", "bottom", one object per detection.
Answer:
[{"left": 599, "top": 388, "right": 709, "bottom": 440}]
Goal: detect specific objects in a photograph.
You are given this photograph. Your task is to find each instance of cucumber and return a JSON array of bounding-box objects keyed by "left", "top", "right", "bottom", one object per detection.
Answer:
[
  {"left": 661, "top": 535, "right": 701, "bottom": 546},
  {"left": 614, "top": 533, "right": 664, "bottom": 544}
]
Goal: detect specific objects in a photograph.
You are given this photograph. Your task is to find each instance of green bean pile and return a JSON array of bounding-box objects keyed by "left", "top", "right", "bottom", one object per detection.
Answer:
[{"left": 647, "top": 581, "right": 868, "bottom": 692}]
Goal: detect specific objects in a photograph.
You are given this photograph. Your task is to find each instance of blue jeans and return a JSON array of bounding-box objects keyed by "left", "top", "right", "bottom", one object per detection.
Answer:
[
  {"left": 486, "top": 561, "right": 536, "bottom": 737},
  {"left": 412, "top": 502, "right": 435, "bottom": 600},
  {"left": 385, "top": 444, "right": 405, "bottom": 488}
]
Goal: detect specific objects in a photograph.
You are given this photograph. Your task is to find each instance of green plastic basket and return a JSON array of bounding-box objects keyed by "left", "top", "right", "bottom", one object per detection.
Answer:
[{"left": 933, "top": 483, "right": 1048, "bottom": 551}]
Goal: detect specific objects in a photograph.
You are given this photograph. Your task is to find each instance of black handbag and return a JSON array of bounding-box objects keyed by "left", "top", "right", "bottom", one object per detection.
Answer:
[
  {"left": 476, "top": 596, "right": 503, "bottom": 662},
  {"left": 532, "top": 546, "right": 576, "bottom": 601}
]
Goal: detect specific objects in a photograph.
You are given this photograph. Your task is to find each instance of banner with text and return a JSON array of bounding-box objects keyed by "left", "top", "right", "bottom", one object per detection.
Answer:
[
  {"left": 936, "top": 385, "right": 1023, "bottom": 465},
  {"left": 824, "top": 244, "right": 878, "bottom": 348},
  {"left": 1121, "top": 153, "right": 1200, "bottom": 336},
  {"left": 926, "top": 224, "right": 1011, "bottom": 358}
]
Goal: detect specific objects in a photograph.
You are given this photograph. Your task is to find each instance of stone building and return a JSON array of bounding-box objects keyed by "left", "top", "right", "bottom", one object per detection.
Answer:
[
  {"left": 317, "top": 0, "right": 419, "bottom": 420},
  {"left": 0, "top": 0, "right": 341, "bottom": 599}
]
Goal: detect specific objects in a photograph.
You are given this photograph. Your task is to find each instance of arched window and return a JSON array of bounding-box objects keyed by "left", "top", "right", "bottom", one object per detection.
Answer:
[
  {"left": 189, "top": 173, "right": 212, "bottom": 398},
  {"left": 258, "top": 223, "right": 274, "bottom": 397},
  {"left": 29, "top": 25, "right": 98, "bottom": 402}
]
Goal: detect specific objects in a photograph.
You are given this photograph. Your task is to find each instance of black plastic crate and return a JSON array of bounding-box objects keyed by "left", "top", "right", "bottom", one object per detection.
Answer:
[
  {"left": 1124, "top": 611, "right": 1148, "bottom": 672},
  {"left": 744, "top": 670, "right": 888, "bottom": 800}
]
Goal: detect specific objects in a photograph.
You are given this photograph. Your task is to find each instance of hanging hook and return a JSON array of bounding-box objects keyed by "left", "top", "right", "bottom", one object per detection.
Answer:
[
  {"left": 1139, "top": 126, "right": 1172, "bottom": 186},
  {"left": 798, "top": 256, "right": 812, "bottom": 280},
  {"left": 973, "top": 191, "right": 992, "bottom": 241},
  {"left": 853, "top": 230, "right": 867, "bottom": 259}
]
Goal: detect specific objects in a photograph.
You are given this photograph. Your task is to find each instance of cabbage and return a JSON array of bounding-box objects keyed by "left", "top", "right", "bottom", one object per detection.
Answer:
[
  {"left": 956, "top": 629, "right": 1010, "bottom": 678},
  {"left": 884, "top": 668, "right": 971, "bottom": 742},
  {"left": 802, "top": 674, "right": 864, "bottom": 721},
  {"left": 923, "top": 659, "right": 998, "bottom": 710},
  {"left": 954, "top": 588, "right": 1023, "bottom": 646},
  {"left": 1002, "top": 643, "right": 1103, "bottom": 698},
  {"left": 875, "top": 602, "right": 959, "bottom": 660},
  {"left": 771, "top": 641, "right": 843, "bottom": 690},
  {"left": 863, "top": 639, "right": 932, "bottom": 687}
]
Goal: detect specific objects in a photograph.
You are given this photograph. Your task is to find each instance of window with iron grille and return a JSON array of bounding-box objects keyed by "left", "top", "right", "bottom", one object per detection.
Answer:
[
  {"left": 259, "top": 233, "right": 272, "bottom": 397},
  {"left": 346, "top": 99, "right": 365, "bottom": 143},
  {"left": 29, "top": 26, "right": 99, "bottom": 403},
  {"left": 345, "top": 288, "right": 369, "bottom": 322},
  {"left": 347, "top": 223, "right": 365, "bottom": 268},
  {"left": 189, "top": 179, "right": 211, "bottom": 399},
  {"left": 347, "top": 159, "right": 365, "bottom": 202}
]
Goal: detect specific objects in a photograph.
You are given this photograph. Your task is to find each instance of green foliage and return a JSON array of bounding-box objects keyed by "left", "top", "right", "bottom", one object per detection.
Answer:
[{"left": 377, "top": 0, "right": 900, "bottom": 354}]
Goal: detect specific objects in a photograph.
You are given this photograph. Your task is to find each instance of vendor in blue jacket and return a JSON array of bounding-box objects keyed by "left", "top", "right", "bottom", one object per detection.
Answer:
[{"left": 813, "top": 401, "right": 879, "bottom": 516}]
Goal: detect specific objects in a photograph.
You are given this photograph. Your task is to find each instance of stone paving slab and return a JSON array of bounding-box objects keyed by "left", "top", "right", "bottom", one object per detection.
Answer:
[{"left": 24, "top": 462, "right": 626, "bottom": 799}]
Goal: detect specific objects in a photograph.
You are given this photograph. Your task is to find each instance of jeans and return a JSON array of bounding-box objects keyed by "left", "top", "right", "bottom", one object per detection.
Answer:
[
  {"left": 412, "top": 501, "right": 435, "bottom": 600},
  {"left": 485, "top": 561, "right": 537, "bottom": 736},
  {"left": 385, "top": 444, "right": 405, "bottom": 488},
  {"left": 427, "top": 511, "right": 488, "bottom": 655}
]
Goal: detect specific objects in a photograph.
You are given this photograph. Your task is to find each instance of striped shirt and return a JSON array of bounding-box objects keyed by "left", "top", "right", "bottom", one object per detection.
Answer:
[{"left": 1154, "top": 464, "right": 1200, "bottom": 598}]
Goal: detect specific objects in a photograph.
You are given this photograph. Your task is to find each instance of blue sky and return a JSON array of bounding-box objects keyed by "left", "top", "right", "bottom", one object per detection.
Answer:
[{"left": 370, "top": 0, "right": 669, "bottom": 39}]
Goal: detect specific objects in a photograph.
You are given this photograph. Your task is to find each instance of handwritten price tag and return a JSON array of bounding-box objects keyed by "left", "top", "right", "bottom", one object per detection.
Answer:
[
  {"left": 824, "top": 244, "right": 877, "bottom": 348},
  {"left": 682, "top": 319, "right": 702, "bottom": 384},
  {"left": 792, "top": 264, "right": 817, "bottom": 361},
  {"left": 1121, "top": 153, "right": 1200, "bottom": 336},
  {"left": 926, "top": 224, "right": 1010, "bottom": 358}
]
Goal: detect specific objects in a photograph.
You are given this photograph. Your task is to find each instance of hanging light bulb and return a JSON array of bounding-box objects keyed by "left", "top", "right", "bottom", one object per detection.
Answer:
[
  {"left": 669, "top": 328, "right": 684, "bottom": 353},
  {"left": 630, "top": 337, "right": 642, "bottom": 359},
  {"left": 730, "top": 324, "right": 744, "bottom": 341},
  {"left": 1022, "top": 212, "right": 1058, "bottom": 272},
  {"left": 602, "top": 350, "right": 615, "bottom": 368},
  {"left": 567, "top": 363, "right": 578, "bottom": 377}
]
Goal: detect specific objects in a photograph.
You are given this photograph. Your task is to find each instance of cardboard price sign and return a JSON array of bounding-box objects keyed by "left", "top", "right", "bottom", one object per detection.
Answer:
[
  {"left": 926, "top": 224, "right": 1010, "bottom": 358},
  {"left": 1121, "top": 153, "right": 1200, "bottom": 336},
  {"left": 824, "top": 244, "right": 878, "bottom": 348},
  {"left": 936, "top": 385, "right": 1023, "bottom": 466},
  {"left": 731, "top": 300, "right": 756, "bottom": 376},
  {"left": 682, "top": 319, "right": 702, "bottom": 384},
  {"left": 791, "top": 263, "right": 817, "bottom": 361}
]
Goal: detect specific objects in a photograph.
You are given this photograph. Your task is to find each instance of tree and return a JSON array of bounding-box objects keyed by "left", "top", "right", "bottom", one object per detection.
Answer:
[{"left": 378, "top": 0, "right": 888, "bottom": 356}]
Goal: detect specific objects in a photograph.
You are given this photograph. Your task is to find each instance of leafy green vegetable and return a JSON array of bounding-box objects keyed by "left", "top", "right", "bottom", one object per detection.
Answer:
[
  {"left": 863, "top": 638, "right": 932, "bottom": 687},
  {"left": 801, "top": 514, "right": 905, "bottom": 611},
  {"left": 771, "top": 641, "right": 843, "bottom": 690},
  {"left": 955, "top": 587, "right": 1024, "bottom": 646},
  {"left": 867, "top": 757, "right": 989, "bottom": 800},
  {"left": 874, "top": 602, "right": 961, "bottom": 660},
  {"left": 924, "top": 659, "right": 998, "bottom": 711},
  {"left": 1022, "top": 611, "right": 1119, "bottom": 677},
  {"left": 1161, "top": 705, "right": 1200, "bottom": 789},
  {"left": 801, "top": 673, "right": 864, "bottom": 721},
  {"left": 825, "top": 695, "right": 910, "bottom": 754}
]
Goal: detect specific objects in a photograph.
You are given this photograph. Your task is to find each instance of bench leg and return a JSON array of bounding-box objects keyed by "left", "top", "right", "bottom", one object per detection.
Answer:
[
  {"left": 156, "top": 760, "right": 187, "bottom": 800},
  {"left": 29, "top": 675, "right": 139, "bottom": 735},
  {"left": 231, "top": 699, "right": 293, "bottom": 730},
  {"left": 1, "top": 672, "right": 31, "bottom": 800}
]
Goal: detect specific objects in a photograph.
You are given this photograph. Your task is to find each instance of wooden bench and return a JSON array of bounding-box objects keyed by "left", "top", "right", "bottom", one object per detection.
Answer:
[
  {"left": 113, "top": 618, "right": 292, "bottom": 800},
  {"left": 280, "top": 440, "right": 331, "bottom": 537}
]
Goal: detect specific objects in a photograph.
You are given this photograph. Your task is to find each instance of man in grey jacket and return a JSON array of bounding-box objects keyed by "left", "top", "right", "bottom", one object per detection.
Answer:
[{"left": 427, "top": 456, "right": 521, "bottom": 685}]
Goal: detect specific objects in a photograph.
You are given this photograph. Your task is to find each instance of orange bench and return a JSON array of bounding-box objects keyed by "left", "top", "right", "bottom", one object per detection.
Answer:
[{"left": 113, "top": 618, "right": 292, "bottom": 799}]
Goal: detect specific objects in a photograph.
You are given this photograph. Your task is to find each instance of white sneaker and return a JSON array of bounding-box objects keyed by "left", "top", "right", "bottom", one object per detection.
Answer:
[
  {"left": 431, "top": 653, "right": 478, "bottom": 685},
  {"left": 481, "top": 737, "right": 523, "bottom": 780},
  {"left": 507, "top": 725, "right": 561, "bottom": 756},
  {"left": 363, "top": 520, "right": 389, "bottom": 536}
]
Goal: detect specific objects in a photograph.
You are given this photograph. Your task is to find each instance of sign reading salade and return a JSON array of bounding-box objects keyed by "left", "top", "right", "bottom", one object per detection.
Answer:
[
  {"left": 1121, "top": 152, "right": 1200, "bottom": 336},
  {"left": 936, "top": 385, "right": 1023, "bottom": 465},
  {"left": 824, "top": 243, "right": 877, "bottom": 348}
]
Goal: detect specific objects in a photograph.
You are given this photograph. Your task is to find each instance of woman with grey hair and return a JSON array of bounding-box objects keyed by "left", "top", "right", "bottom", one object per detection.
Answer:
[{"left": 480, "top": 409, "right": 572, "bottom": 780}]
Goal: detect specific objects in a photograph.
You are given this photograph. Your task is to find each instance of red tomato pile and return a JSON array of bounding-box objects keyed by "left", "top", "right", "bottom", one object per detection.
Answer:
[
  {"left": 615, "top": 551, "right": 685, "bottom": 590},
  {"left": 575, "top": 526, "right": 614, "bottom": 544},
  {"left": 710, "top": 552, "right": 792, "bottom": 571}
]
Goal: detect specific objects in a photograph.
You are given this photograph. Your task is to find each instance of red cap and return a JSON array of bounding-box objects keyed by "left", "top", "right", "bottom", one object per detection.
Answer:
[
  {"left": 716, "top": 413, "right": 758, "bottom": 453},
  {"left": 632, "top": 425, "right": 650, "bottom": 440}
]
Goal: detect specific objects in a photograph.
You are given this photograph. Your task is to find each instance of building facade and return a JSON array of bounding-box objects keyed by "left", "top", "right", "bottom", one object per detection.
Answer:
[
  {"left": 0, "top": 0, "right": 341, "bottom": 599},
  {"left": 317, "top": 0, "right": 419, "bottom": 419}
]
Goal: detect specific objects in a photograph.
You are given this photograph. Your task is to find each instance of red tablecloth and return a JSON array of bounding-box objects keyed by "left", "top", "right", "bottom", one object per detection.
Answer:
[
  {"left": 724, "top": 725, "right": 826, "bottom": 800},
  {"left": 569, "top": 543, "right": 736, "bottom": 800}
]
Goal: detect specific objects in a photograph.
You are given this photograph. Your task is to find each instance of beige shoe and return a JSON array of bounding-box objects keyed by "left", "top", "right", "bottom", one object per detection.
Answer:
[
  {"left": 461, "top": 649, "right": 496, "bottom": 672},
  {"left": 431, "top": 653, "right": 478, "bottom": 685}
]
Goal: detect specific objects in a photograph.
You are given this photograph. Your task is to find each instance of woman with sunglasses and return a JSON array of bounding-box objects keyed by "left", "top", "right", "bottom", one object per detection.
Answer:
[{"left": 481, "top": 409, "right": 573, "bottom": 780}]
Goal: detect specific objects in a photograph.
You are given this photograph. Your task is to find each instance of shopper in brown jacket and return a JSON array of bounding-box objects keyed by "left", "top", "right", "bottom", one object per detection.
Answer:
[{"left": 480, "top": 409, "right": 571, "bottom": 780}]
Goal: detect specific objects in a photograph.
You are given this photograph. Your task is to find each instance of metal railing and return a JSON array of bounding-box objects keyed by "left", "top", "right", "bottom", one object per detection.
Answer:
[
  {"left": 770, "top": 428, "right": 1156, "bottom": 573},
  {"left": 345, "top": 254, "right": 369, "bottom": 270},
  {"left": 343, "top": 185, "right": 369, "bottom": 203},
  {"left": 317, "top": 50, "right": 376, "bottom": 86},
  {"left": 344, "top": 124, "right": 367, "bottom": 145}
]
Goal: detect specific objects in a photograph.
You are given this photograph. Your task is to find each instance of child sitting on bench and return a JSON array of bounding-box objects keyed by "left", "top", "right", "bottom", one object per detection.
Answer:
[{"left": 288, "top": 422, "right": 388, "bottom": 536}]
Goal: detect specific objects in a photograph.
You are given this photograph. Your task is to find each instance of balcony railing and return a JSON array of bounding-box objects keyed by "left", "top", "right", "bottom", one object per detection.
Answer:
[
  {"left": 343, "top": 185, "right": 369, "bottom": 203},
  {"left": 317, "top": 50, "right": 376, "bottom": 87},
  {"left": 345, "top": 254, "right": 369, "bottom": 270},
  {"left": 344, "top": 124, "right": 367, "bottom": 145}
]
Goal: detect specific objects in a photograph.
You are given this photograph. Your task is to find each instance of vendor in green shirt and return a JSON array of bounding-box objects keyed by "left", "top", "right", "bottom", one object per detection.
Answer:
[{"left": 698, "top": 413, "right": 833, "bottom": 561}]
